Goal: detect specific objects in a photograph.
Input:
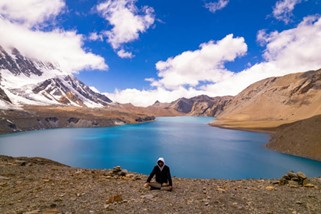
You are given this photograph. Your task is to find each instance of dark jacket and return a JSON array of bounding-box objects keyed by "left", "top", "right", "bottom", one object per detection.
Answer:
[{"left": 146, "top": 165, "right": 172, "bottom": 186}]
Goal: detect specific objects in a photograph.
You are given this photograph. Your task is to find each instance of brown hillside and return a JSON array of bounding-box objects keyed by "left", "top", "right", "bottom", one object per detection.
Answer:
[{"left": 212, "top": 69, "right": 321, "bottom": 130}]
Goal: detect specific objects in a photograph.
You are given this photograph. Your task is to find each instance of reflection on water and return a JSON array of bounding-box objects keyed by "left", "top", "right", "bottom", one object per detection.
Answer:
[{"left": 0, "top": 116, "right": 321, "bottom": 179}]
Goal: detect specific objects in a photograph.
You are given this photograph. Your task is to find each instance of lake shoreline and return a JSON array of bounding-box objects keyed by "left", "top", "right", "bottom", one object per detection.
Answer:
[
  {"left": 210, "top": 117, "right": 321, "bottom": 162},
  {"left": 1, "top": 155, "right": 321, "bottom": 213},
  {"left": 1, "top": 115, "right": 320, "bottom": 165}
]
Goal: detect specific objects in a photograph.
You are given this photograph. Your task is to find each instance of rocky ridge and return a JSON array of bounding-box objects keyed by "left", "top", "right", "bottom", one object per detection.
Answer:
[
  {"left": 149, "top": 95, "right": 232, "bottom": 117},
  {"left": 0, "top": 45, "right": 112, "bottom": 108},
  {"left": 1, "top": 155, "right": 321, "bottom": 214}
]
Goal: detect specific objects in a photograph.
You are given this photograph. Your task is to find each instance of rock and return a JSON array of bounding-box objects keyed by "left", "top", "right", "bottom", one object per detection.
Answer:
[
  {"left": 25, "top": 210, "right": 41, "bottom": 214},
  {"left": 141, "top": 194, "right": 155, "bottom": 200},
  {"left": 280, "top": 171, "right": 309, "bottom": 187},
  {"left": 216, "top": 186, "right": 226, "bottom": 193},
  {"left": 297, "top": 172, "right": 307, "bottom": 180},
  {"left": 113, "top": 166, "right": 121, "bottom": 172},
  {"left": 287, "top": 171, "right": 297, "bottom": 179},
  {"left": 304, "top": 183, "right": 315, "bottom": 188},
  {"left": 291, "top": 176, "right": 299, "bottom": 181},
  {"left": 0, "top": 176, "right": 10, "bottom": 180},
  {"left": 279, "top": 178, "right": 288, "bottom": 185},
  {"left": 0, "top": 182, "right": 8, "bottom": 187},
  {"left": 288, "top": 180, "right": 299, "bottom": 188},
  {"left": 14, "top": 160, "right": 27, "bottom": 166},
  {"left": 106, "top": 195, "right": 123, "bottom": 204},
  {"left": 126, "top": 173, "right": 135, "bottom": 178},
  {"left": 118, "top": 169, "right": 128, "bottom": 176},
  {"left": 42, "top": 208, "right": 59, "bottom": 214},
  {"left": 302, "top": 179, "right": 309, "bottom": 186},
  {"left": 265, "top": 186, "right": 275, "bottom": 191}
]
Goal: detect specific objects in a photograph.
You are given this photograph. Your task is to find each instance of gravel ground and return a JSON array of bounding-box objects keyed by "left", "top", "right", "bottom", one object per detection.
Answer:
[{"left": 1, "top": 155, "right": 321, "bottom": 214}]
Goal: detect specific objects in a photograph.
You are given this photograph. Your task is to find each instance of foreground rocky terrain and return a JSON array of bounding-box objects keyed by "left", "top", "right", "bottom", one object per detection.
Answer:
[{"left": 1, "top": 155, "right": 321, "bottom": 214}]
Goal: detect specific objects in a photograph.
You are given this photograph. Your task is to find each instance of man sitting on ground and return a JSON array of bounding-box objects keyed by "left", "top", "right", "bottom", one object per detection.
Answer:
[{"left": 144, "top": 157, "right": 173, "bottom": 191}]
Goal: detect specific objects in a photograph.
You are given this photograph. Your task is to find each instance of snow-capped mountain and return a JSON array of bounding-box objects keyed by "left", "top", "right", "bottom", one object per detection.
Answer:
[{"left": 0, "top": 45, "right": 111, "bottom": 109}]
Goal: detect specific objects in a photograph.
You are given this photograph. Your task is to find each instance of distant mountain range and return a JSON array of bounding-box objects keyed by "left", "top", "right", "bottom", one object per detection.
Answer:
[
  {"left": 148, "top": 95, "right": 232, "bottom": 116},
  {"left": 0, "top": 45, "right": 111, "bottom": 109}
]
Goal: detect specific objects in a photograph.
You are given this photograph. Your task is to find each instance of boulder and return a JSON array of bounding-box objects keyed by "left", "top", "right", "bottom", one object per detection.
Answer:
[{"left": 297, "top": 171, "right": 307, "bottom": 180}]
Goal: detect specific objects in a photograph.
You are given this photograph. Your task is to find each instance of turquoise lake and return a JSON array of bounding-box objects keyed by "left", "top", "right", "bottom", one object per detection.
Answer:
[{"left": 0, "top": 116, "right": 321, "bottom": 179}]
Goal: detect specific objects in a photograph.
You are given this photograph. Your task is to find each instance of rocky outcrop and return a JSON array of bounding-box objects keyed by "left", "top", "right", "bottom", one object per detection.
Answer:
[
  {"left": 0, "top": 87, "right": 11, "bottom": 104},
  {"left": 0, "top": 45, "right": 44, "bottom": 77},
  {"left": 275, "top": 171, "right": 317, "bottom": 188},
  {"left": 267, "top": 114, "right": 321, "bottom": 161}
]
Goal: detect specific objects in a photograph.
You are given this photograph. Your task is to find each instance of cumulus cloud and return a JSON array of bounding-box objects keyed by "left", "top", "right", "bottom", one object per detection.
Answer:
[
  {"left": 204, "top": 15, "right": 321, "bottom": 96},
  {"left": 272, "top": 0, "right": 302, "bottom": 24},
  {"left": 88, "top": 32, "right": 104, "bottom": 41},
  {"left": 117, "top": 49, "right": 134, "bottom": 58},
  {"left": 0, "top": 1, "right": 107, "bottom": 74},
  {"left": 107, "top": 16, "right": 321, "bottom": 107},
  {"left": 0, "top": 0, "right": 65, "bottom": 27},
  {"left": 152, "top": 34, "right": 247, "bottom": 89},
  {"left": 96, "top": 0, "right": 155, "bottom": 58},
  {"left": 205, "top": 0, "right": 229, "bottom": 13}
]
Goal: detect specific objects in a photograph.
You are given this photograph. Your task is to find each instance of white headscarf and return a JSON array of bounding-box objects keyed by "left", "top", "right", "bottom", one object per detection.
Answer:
[{"left": 157, "top": 157, "right": 165, "bottom": 171}]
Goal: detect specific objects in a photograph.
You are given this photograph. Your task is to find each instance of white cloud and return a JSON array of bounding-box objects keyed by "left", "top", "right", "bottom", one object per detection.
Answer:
[
  {"left": 272, "top": 0, "right": 302, "bottom": 24},
  {"left": 0, "top": 18, "right": 107, "bottom": 74},
  {"left": 0, "top": 1, "right": 107, "bottom": 75},
  {"left": 204, "top": 15, "right": 321, "bottom": 96},
  {"left": 107, "top": 16, "right": 321, "bottom": 107},
  {"left": 152, "top": 34, "right": 247, "bottom": 89},
  {"left": 97, "top": 0, "right": 155, "bottom": 57},
  {"left": 88, "top": 32, "right": 104, "bottom": 41},
  {"left": 117, "top": 49, "right": 134, "bottom": 58},
  {"left": 0, "top": 0, "right": 65, "bottom": 27},
  {"left": 104, "top": 87, "right": 205, "bottom": 107},
  {"left": 205, "top": 0, "right": 229, "bottom": 13},
  {"left": 258, "top": 16, "right": 321, "bottom": 68}
]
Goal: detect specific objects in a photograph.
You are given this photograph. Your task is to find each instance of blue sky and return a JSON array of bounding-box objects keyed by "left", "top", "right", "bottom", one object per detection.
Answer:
[{"left": 1, "top": 0, "right": 321, "bottom": 106}]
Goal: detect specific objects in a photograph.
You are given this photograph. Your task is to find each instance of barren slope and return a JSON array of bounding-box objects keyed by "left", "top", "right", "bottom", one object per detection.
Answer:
[
  {"left": 267, "top": 115, "right": 321, "bottom": 161},
  {"left": 212, "top": 69, "right": 321, "bottom": 130}
]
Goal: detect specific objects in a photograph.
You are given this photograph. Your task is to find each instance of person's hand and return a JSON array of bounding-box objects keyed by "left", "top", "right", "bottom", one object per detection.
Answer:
[{"left": 144, "top": 183, "right": 150, "bottom": 188}]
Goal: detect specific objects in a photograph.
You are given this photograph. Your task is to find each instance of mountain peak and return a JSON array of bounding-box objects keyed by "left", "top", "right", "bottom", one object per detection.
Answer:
[{"left": 0, "top": 46, "right": 112, "bottom": 109}]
